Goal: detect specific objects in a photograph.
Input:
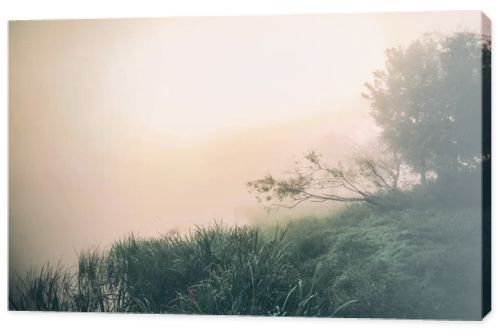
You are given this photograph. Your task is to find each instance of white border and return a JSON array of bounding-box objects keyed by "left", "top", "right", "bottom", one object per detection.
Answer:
[{"left": 1, "top": 1, "right": 499, "bottom": 333}]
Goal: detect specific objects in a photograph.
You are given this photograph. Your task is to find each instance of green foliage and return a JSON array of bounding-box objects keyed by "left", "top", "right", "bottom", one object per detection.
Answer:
[
  {"left": 364, "top": 32, "right": 490, "bottom": 182},
  {"left": 9, "top": 264, "right": 74, "bottom": 311},
  {"left": 255, "top": 187, "right": 483, "bottom": 320},
  {"left": 10, "top": 192, "right": 483, "bottom": 319},
  {"left": 10, "top": 225, "right": 322, "bottom": 316}
]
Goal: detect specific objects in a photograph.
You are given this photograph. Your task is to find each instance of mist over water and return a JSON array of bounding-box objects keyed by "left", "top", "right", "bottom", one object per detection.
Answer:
[{"left": 9, "top": 13, "right": 482, "bottom": 274}]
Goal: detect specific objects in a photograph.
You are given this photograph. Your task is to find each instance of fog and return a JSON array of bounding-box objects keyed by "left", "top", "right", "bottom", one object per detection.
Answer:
[{"left": 9, "top": 12, "right": 482, "bottom": 273}]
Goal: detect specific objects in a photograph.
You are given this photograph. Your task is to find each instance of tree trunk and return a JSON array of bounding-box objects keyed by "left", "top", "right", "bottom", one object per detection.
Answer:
[
  {"left": 420, "top": 159, "right": 427, "bottom": 185},
  {"left": 392, "top": 153, "right": 401, "bottom": 189}
]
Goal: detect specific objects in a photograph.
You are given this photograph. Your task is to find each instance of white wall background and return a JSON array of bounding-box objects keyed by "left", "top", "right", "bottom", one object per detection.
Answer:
[{"left": 1, "top": 1, "right": 498, "bottom": 333}]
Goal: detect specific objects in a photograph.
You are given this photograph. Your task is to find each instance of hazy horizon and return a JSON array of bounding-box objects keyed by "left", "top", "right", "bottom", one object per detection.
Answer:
[{"left": 9, "top": 12, "right": 483, "bottom": 273}]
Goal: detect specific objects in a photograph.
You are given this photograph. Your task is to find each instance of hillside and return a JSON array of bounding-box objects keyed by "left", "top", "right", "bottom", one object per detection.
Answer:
[{"left": 9, "top": 189, "right": 483, "bottom": 320}]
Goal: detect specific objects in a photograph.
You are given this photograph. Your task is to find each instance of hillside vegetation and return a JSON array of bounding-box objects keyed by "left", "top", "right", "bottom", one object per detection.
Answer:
[{"left": 9, "top": 188, "right": 482, "bottom": 319}]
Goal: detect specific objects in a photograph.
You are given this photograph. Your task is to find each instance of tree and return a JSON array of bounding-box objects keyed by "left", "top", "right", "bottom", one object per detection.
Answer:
[
  {"left": 248, "top": 32, "right": 490, "bottom": 211},
  {"left": 363, "top": 32, "right": 490, "bottom": 184}
]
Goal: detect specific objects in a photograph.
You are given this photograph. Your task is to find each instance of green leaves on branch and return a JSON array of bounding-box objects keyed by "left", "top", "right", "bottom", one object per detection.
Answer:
[{"left": 247, "top": 149, "right": 407, "bottom": 211}]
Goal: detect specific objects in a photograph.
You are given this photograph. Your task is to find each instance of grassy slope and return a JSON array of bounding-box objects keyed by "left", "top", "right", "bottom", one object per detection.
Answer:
[
  {"left": 9, "top": 195, "right": 483, "bottom": 319},
  {"left": 279, "top": 204, "right": 482, "bottom": 319}
]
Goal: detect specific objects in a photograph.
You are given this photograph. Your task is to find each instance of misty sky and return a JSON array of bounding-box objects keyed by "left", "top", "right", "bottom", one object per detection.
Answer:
[{"left": 9, "top": 12, "right": 483, "bottom": 273}]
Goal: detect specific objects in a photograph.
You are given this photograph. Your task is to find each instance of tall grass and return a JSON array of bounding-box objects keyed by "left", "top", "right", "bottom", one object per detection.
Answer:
[
  {"left": 10, "top": 199, "right": 482, "bottom": 319},
  {"left": 10, "top": 224, "right": 329, "bottom": 315},
  {"left": 9, "top": 263, "right": 74, "bottom": 311}
]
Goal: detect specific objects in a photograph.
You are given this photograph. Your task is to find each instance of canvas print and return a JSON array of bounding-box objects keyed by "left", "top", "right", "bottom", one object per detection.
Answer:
[{"left": 9, "top": 11, "right": 491, "bottom": 320}]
